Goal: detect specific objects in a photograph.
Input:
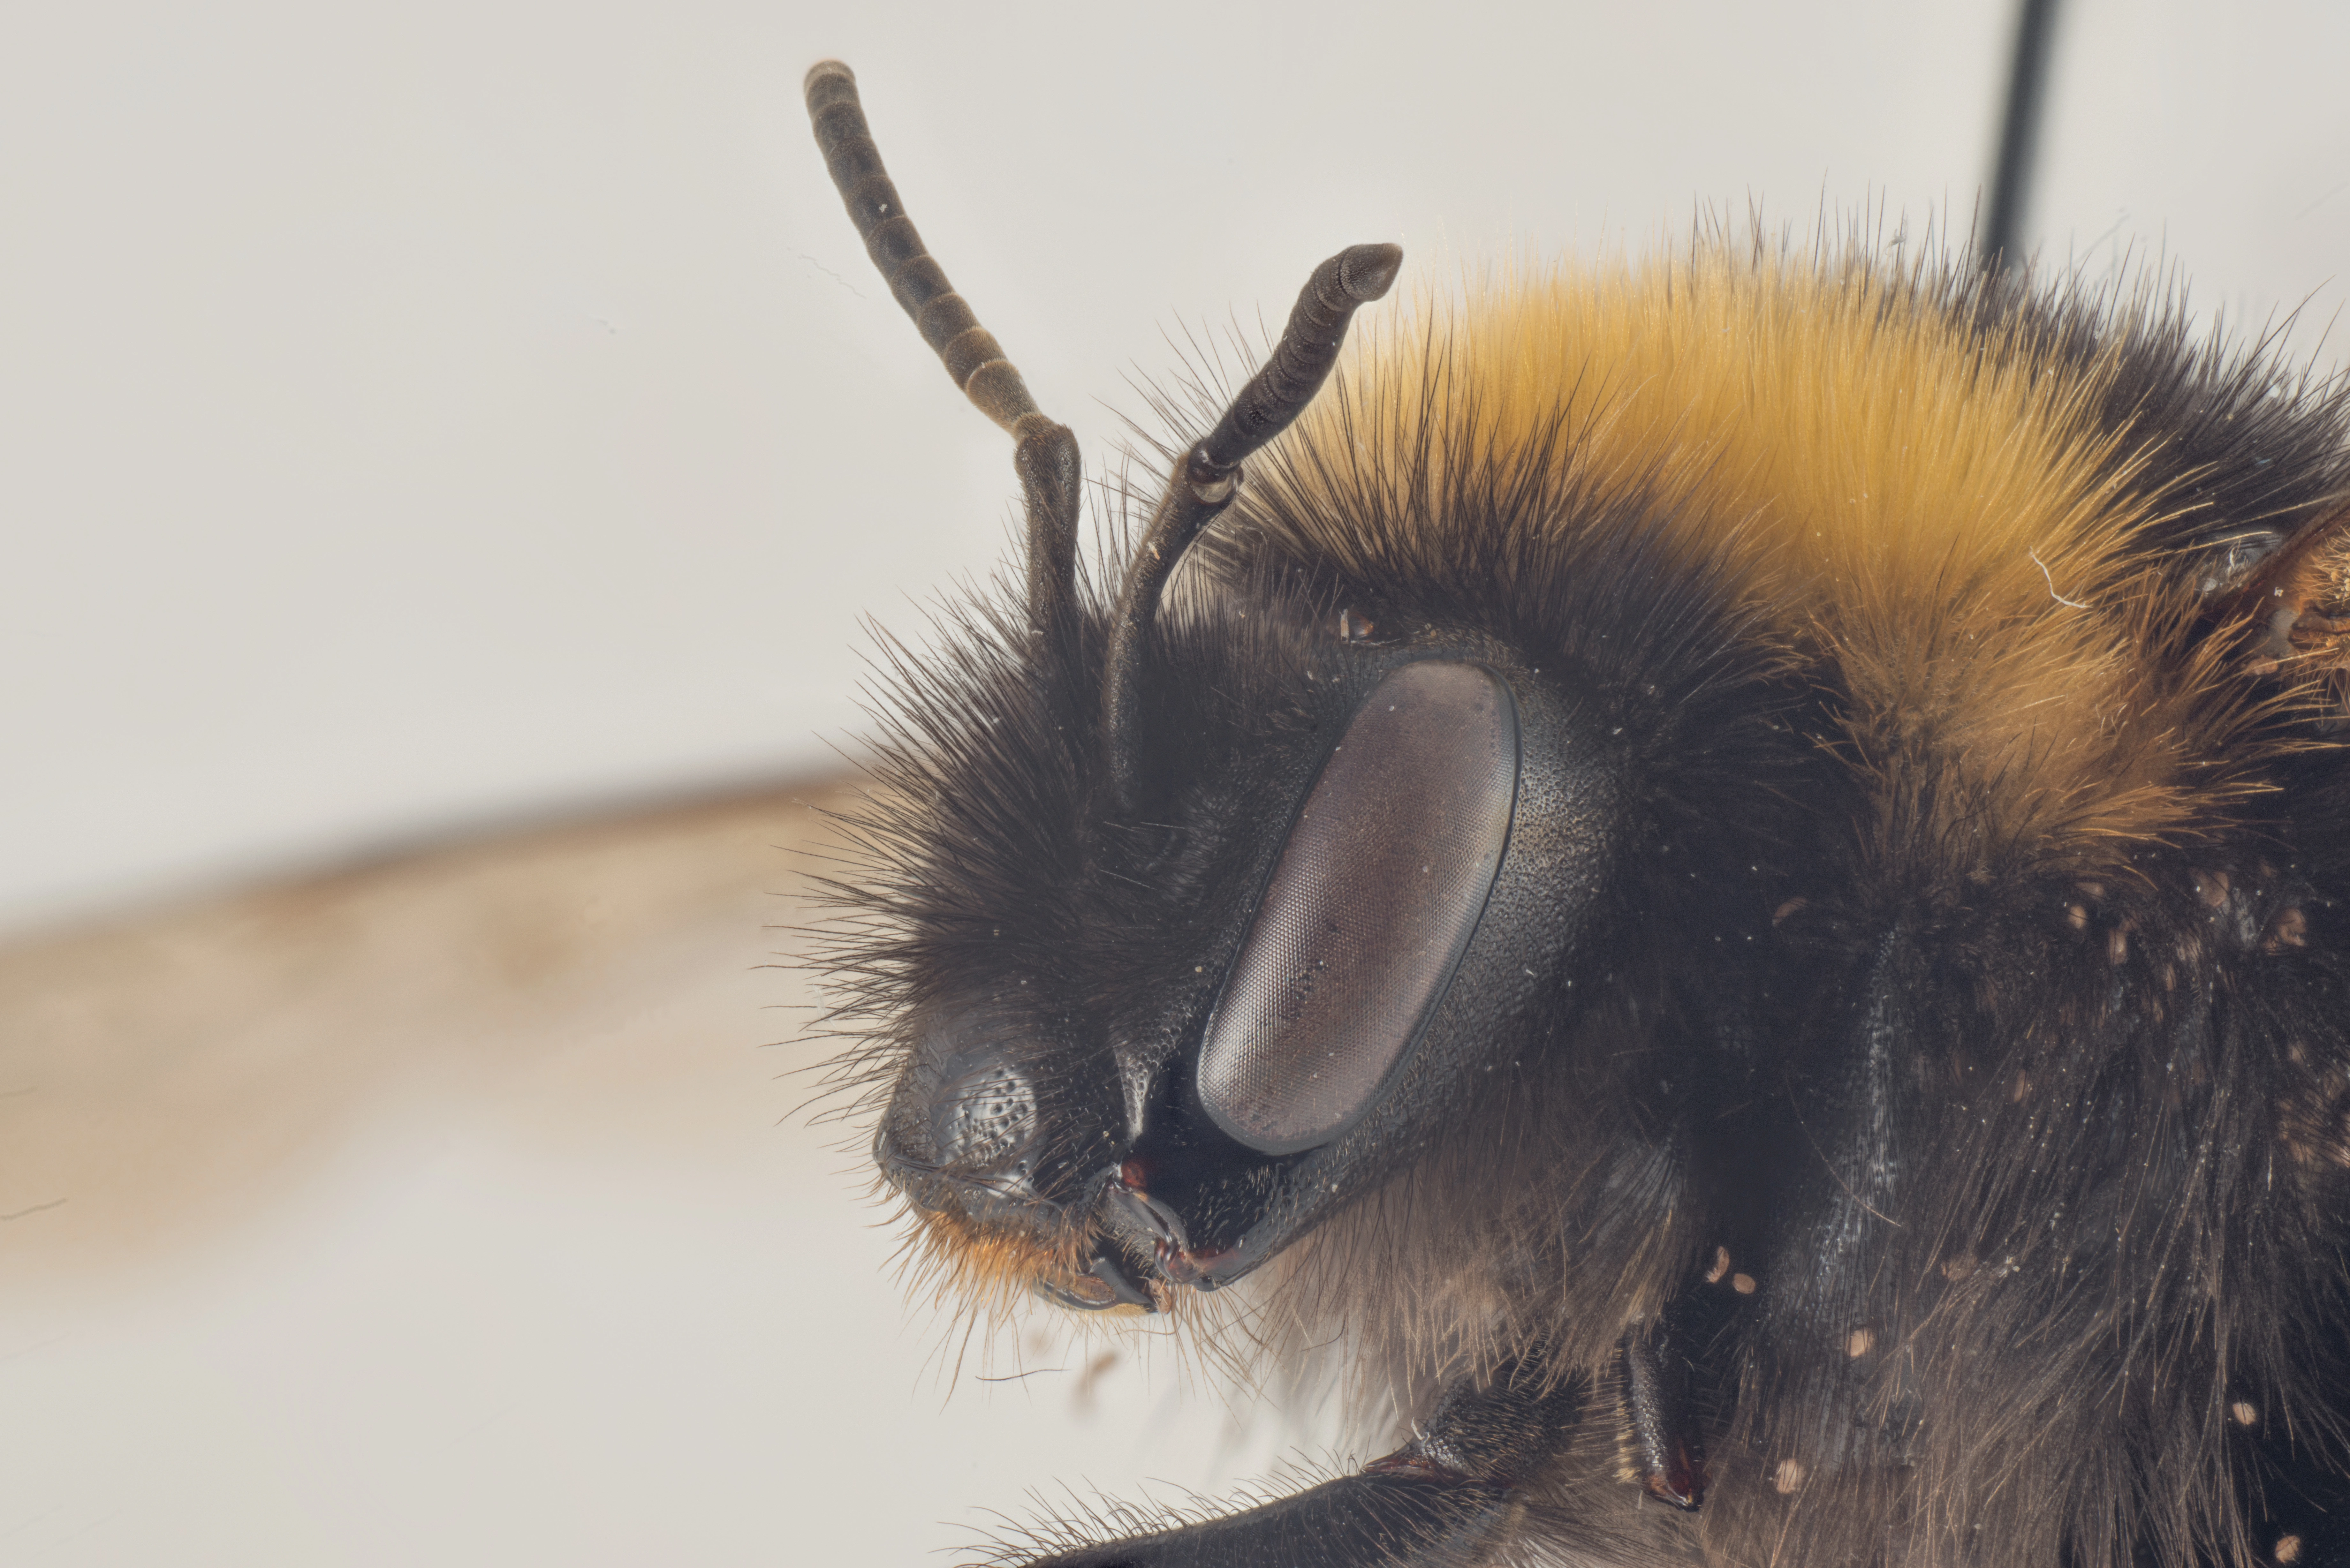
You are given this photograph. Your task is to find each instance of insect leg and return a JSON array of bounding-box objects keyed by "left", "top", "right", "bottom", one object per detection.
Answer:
[
  {"left": 1015, "top": 1356, "right": 1580, "bottom": 1568},
  {"left": 1618, "top": 1322, "right": 1704, "bottom": 1511}
]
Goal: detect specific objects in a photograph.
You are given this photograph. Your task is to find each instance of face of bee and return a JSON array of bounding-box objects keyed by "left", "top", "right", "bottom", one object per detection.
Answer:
[
  {"left": 867, "top": 632, "right": 1612, "bottom": 1308},
  {"left": 849, "top": 459, "right": 1828, "bottom": 1315}
]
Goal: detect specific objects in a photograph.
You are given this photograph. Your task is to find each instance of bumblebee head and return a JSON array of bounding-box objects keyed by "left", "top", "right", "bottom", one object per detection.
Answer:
[
  {"left": 854, "top": 545, "right": 1816, "bottom": 1315},
  {"left": 863, "top": 641, "right": 1589, "bottom": 1310},
  {"left": 804, "top": 59, "right": 1823, "bottom": 1316}
]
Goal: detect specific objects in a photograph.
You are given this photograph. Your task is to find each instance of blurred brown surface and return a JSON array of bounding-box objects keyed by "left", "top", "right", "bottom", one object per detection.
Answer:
[
  {"left": 0, "top": 778, "right": 1312, "bottom": 1568},
  {"left": 0, "top": 780, "right": 858, "bottom": 1278}
]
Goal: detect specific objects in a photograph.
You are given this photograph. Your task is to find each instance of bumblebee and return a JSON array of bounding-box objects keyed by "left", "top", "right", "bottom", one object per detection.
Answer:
[{"left": 804, "top": 57, "right": 2350, "bottom": 1568}]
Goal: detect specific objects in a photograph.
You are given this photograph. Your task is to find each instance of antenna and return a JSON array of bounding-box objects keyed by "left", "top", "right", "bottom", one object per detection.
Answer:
[{"left": 803, "top": 61, "right": 1079, "bottom": 640}]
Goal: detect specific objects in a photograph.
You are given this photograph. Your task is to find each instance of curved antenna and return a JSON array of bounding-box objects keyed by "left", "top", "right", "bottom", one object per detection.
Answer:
[
  {"left": 1102, "top": 242, "right": 1403, "bottom": 809},
  {"left": 803, "top": 60, "right": 1078, "bottom": 639}
]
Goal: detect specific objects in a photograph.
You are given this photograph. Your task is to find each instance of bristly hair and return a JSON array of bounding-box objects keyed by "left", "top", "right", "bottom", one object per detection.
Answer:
[
  {"left": 1207, "top": 231, "right": 2350, "bottom": 1566},
  {"left": 1247, "top": 225, "right": 2350, "bottom": 870},
  {"left": 809, "top": 214, "right": 2350, "bottom": 1568}
]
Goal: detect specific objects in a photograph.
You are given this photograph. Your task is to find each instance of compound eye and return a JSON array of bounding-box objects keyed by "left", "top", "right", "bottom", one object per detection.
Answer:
[{"left": 1195, "top": 661, "right": 1519, "bottom": 1155}]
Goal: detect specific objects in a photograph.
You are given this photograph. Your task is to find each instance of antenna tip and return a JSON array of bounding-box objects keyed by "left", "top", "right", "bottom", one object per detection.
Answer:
[
  {"left": 803, "top": 59, "right": 855, "bottom": 105},
  {"left": 1338, "top": 243, "right": 1405, "bottom": 303}
]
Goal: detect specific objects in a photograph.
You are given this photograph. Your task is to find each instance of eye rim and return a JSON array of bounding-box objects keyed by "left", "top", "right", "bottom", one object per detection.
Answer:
[{"left": 1189, "top": 656, "right": 1522, "bottom": 1157}]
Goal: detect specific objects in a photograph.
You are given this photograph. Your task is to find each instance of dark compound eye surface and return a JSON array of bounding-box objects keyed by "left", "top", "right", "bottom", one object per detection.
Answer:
[{"left": 1195, "top": 660, "right": 1520, "bottom": 1155}]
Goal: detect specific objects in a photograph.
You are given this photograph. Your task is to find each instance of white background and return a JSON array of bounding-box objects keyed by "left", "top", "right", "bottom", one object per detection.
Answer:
[{"left": 3, "top": 1, "right": 2347, "bottom": 1563}]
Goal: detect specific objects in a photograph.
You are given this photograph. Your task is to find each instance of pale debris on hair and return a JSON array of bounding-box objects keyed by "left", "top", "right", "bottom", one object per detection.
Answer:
[{"left": 2030, "top": 549, "right": 2093, "bottom": 611}]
